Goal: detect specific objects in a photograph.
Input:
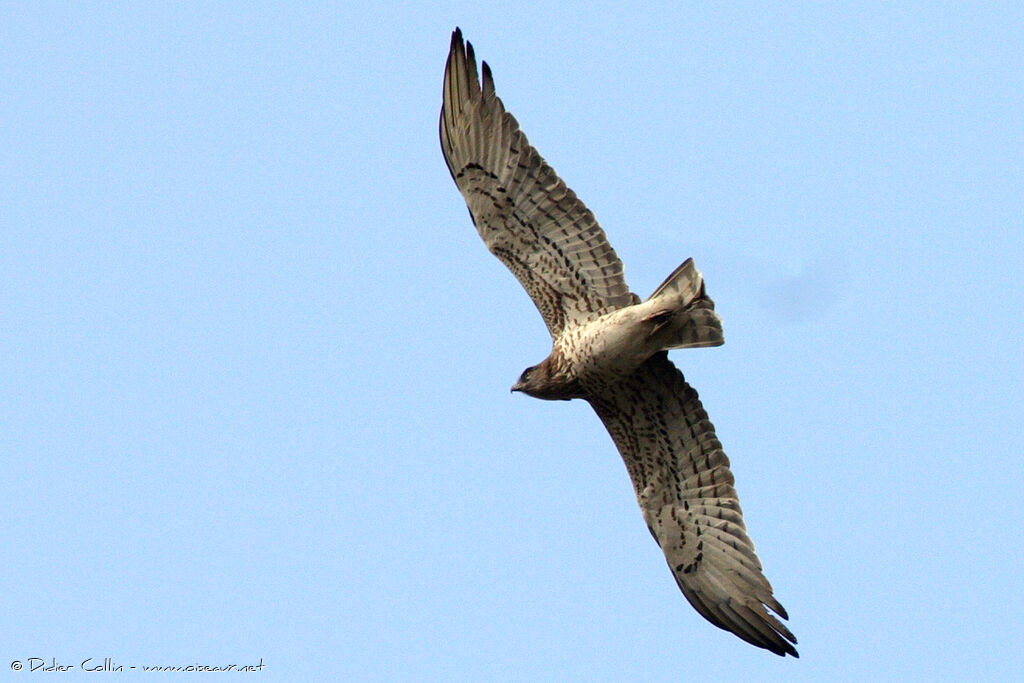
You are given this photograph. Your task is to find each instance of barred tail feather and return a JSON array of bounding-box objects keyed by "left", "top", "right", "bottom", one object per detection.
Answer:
[{"left": 644, "top": 259, "right": 724, "bottom": 350}]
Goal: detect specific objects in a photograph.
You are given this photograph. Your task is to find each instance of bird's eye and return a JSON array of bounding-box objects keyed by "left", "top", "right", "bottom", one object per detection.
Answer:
[{"left": 520, "top": 367, "right": 533, "bottom": 382}]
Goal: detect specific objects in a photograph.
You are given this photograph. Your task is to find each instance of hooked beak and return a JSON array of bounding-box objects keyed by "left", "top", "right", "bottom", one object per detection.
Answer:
[{"left": 510, "top": 381, "right": 523, "bottom": 393}]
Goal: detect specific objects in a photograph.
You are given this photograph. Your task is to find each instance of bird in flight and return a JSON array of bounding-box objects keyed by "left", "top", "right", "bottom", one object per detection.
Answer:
[{"left": 439, "top": 28, "right": 797, "bottom": 657}]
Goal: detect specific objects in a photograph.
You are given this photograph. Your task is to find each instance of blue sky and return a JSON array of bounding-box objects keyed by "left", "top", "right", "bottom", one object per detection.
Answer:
[{"left": 3, "top": 2, "right": 1023, "bottom": 680}]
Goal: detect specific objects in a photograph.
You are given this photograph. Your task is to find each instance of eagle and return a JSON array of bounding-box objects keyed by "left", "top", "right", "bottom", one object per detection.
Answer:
[{"left": 440, "top": 28, "right": 798, "bottom": 658}]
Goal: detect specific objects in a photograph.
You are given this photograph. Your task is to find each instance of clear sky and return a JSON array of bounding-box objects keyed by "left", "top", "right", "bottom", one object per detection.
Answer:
[{"left": 3, "top": 2, "right": 1023, "bottom": 681}]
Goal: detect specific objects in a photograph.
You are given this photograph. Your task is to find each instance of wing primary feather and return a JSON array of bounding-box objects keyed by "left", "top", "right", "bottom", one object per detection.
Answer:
[{"left": 482, "top": 60, "right": 495, "bottom": 96}]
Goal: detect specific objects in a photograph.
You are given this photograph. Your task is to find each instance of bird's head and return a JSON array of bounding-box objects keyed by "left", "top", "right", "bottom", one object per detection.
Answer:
[
  {"left": 510, "top": 358, "right": 580, "bottom": 401},
  {"left": 511, "top": 364, "right": 542, "bottom": 396}
]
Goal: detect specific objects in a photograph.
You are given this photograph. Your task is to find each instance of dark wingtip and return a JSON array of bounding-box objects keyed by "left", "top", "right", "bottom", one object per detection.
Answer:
[
  {"left": 449, "top": 27, "right": 462, "bottom": 58},
  {"left": 482, "top": 60, "right": 493, "bottom": 94},
  {"left": 761, "top": 636, "right": 799, "bottom": 658},
  {"left": 773, "top": 629, "right": 799, "bottom": 658},
  {"left": 450, "top": 27, "right": 476, "bottom": 74}
]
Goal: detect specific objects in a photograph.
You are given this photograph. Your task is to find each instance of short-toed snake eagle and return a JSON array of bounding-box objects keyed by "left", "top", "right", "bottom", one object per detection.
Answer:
[{"left": 440, "top": 28, "right": 797, "bottom": 657}]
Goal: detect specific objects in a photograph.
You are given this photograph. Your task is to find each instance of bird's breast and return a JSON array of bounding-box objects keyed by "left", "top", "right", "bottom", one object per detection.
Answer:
[{"left": 557, "top": 307, "right": 657, "bottom": 386}]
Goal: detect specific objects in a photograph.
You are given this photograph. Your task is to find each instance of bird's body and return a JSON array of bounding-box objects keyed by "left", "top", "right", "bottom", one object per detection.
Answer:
[
  {"left": 440, "top": 28, "right": 798, "bottom": 657},
  {"left": 514, "top": 259, "right": 725, "bottom": 400}
]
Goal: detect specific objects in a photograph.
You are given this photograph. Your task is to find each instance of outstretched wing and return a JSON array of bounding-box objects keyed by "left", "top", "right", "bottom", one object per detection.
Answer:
[
  {"left": 440, "top": 28, "right": 634, "bottom": 338},
  {"left": 589, "top": 353, "right": 798, "bottom": 657}
]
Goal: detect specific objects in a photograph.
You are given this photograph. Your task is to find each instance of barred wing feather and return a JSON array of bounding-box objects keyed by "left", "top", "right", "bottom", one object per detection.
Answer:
[
  {"left": 440, "top": 29, "right": 634, "bottom": 338},
  {"left": 589, "top": 353, "right": 798, "bottom": 657}
]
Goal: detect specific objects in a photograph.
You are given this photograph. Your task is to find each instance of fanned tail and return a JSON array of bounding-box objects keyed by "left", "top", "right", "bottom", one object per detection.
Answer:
[{"left": 643, "top": 258, "right": 724, "bottom": 350}]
